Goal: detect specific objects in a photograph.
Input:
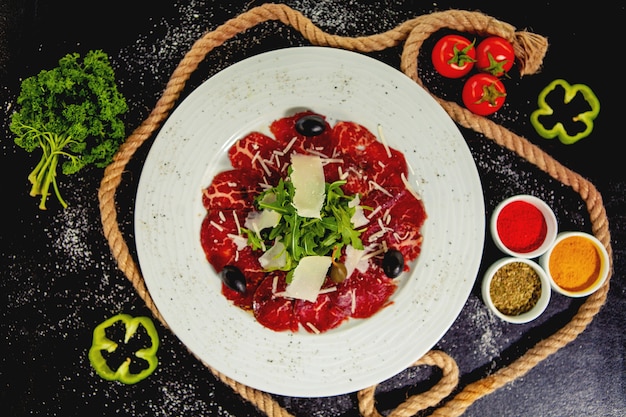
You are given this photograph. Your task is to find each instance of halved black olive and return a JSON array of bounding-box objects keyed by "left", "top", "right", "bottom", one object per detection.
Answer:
[
  {"left": 382, "top": 249, "right": 404, "bottom": 278},
  {"left": 220, "top": 265, "right": 247, "bottom": 293},
  {"left": 295, "top": 114, "right": 326, "bottom": 136}
]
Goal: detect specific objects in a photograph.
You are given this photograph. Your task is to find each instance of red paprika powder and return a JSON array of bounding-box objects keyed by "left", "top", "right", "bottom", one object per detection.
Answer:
[{"left": 496, "top": 200, "right": 547, "bottom": 253}]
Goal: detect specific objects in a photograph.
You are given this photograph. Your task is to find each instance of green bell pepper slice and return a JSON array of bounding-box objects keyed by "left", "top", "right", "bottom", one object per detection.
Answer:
[
  {"left": 530, "top": 79, "right": 600, "bottom": 144},
  {"left": 88, "top": 314, "right": 159, "bottom": 384}
]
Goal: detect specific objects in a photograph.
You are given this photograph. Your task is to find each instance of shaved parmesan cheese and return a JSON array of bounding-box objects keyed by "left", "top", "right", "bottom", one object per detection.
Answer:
[
  {"left": 284, "top": 256, "right": 332, "bottom": 302},
  {"left": 260, "top": 192, "right": 277, "bottom": 205},
  {"left": 259, "top": 239, "right": 287, "bottom": 270},
  {"left": 227, "top": 233, "right": 248, "bottom": 250},
  {"left": 344, "top": 244, "right": 369, "bottom": 279},
  {"left": 290, "top": 153, "right": 325, "bottom": 218},
  {"left": 349, "top": 195, "right": 369, "bottom": 228},
  {"left": 244, "top": 209, "right": 281, "bottom": 232}
]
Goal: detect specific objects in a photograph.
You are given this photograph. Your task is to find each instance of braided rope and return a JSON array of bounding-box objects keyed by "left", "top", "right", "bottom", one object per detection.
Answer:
[
  {"left": 358, "top": 350, "right": 459, "bottom": 417},
  {"left": 98, "top": 4, "right": 612, "bottom": 416}
]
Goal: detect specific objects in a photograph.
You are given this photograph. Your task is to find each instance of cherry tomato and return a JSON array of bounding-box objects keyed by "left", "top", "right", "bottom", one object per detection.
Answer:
[
  {"left": 462, "top": 73, "right": 507, "bottom": 116},
  {"left": 431, "top": 34, "right": 476, "bottom": 78},
  {"left": 476, "top": 37, "right": 515, "bottom": 77}
]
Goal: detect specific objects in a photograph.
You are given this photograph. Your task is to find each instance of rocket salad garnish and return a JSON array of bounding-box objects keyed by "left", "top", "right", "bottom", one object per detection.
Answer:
[{"left": 241, "top": 173, "right": 365, "bottom": 277}]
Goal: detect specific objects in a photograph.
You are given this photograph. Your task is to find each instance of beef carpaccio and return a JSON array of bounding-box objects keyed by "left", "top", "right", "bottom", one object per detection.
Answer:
[{"left": 200, "top": 111, "right": 427, "bottom": 333}]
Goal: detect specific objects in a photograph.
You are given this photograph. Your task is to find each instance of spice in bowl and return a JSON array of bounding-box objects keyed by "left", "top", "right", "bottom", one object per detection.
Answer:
[
  {"left": 540, "top": 231, "right": 610, "bottom": 297},
  {"left": 490, "top": 195, "right": 558, "bottom": 258},
  {"left": 490, "top": 261, "right": 541, "bottom": 315},
  {"left": 481, "top": 257, "right": 551, "bottom": 324}
]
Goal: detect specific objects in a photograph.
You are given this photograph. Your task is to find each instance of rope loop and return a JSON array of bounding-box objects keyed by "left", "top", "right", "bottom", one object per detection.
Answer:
[{"left": 358, "top": 351, "right": 459, "bottom": 417}]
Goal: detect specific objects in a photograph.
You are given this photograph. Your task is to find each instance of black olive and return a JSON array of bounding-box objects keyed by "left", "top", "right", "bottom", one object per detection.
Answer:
[
  {"left": 294, "top": 114, "right": 326, "bottom": 136},
  {"left": 220, "top": 265, "right": 247, "bottom": 293},
  {"left": 382, "top": 249, "right": 404, "bottom": 278}
]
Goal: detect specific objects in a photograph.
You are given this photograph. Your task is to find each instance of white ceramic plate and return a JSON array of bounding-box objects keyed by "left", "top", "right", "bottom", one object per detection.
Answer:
[{"left": 135, "top": 47, "right": 484, "bottom": 397}]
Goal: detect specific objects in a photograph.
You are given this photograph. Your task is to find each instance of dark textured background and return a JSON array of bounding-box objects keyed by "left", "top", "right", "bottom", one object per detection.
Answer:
[{"left": 1, "top": 1, "right": 624, "bottom": 416}]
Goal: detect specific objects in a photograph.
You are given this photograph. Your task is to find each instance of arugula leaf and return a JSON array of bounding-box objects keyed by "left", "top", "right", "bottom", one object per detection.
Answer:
[{"left": 242, "top": 174, "right": 364, "bottom": 272}]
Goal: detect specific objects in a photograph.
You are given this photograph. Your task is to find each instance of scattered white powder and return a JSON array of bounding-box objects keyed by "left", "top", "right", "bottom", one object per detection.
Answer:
[
  {"left": 51, "top": 204, "right": 94, "bottom": 269},
  {"left": 147, "top": 380, "right": 221, "bottom": 416},
  {"left": 472, "top": 299, "right": 505, "bottom": 364},
  {"left": 288, "top": 0, "right": 402, "bottom": 34},
  {"left": 438, "top": 296, "right": 509, "bottom": 373}
]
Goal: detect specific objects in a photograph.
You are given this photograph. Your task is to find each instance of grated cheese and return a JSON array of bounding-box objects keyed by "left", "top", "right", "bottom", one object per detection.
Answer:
[
  {"left": 338, "top": 166, "right": 349, "bottom": 181},
  {"left": 377, "top": 124, "right": 392, "bottom": 158},
  {"left": 320, "top": 158, "right": 344, "bottom": 165},
  {"left": 282, "top": 136, "right": 298, "bottom": 154},
  {"left": 368, "top": 180, "right": 393, "bottom": 197},
  {"left": 393, "top": 231, "right": 411, "bottom": 241},
  {"left": 350, "top": 289, "right": 356, "bottom": 314},
  {"left": 250, "top": 151, "right": 270, "bottom": 176},
  {"left": 319, "top": 286, "right": 338, "bottom": 294},
  {"left": 401, "top": 172, "right": 422, "bottom": 201},
  {"left": 272, "top": 152, "right": 281, "bottom": 168},
  {"left": 305, "top": 147, "right": 330, "bottom": 158},
  {"left": 367, "top": 206, "right": 382, "bottom": 219},
  {"left": 209, "top": 220, "right": 223, "bottom": 232},
  {"left": 368, "top": 229, "right": 386, "bottom": 242},
  {"left": 383, "top": 208, "right": 392, "bottom": 225},
  {"left": 233, "top": 211, "right": 242, "bottom": 235},
  {"left": 306, "top": 322, "right": 321, "bottom": 334},
  {"left": 361, "top": 247, "right": 385, "bottom": 260},
  {"left": 377, "top": 217, "right": 391, "bottom": 233}
]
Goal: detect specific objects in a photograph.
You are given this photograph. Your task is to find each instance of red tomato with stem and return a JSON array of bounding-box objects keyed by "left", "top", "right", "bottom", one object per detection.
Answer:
[
  {"left": 431, "top": 34, "right": 476, "bottom": 78},
  {"left": 462, "top": 73, "right": 507, "bottom": 116},
  {"left": 476, "top": 37, "right": 515, "bottom": 77}
]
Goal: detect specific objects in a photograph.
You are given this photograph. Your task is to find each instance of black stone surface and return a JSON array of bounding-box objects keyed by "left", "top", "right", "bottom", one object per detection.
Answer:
[{"left": 1, "top": 1, "right": 624, "bottom": 416}]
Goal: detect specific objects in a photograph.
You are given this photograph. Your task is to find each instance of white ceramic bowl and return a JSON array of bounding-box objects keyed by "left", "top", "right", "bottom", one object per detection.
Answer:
[
  {"left": 482, "top": 257, "right": 551, "bottom": 324},
  {"left": 490, "top": 194, "right": 558, "bottom": 258},
  {"left": 539, "top": 231, "right": 610, "bottom": 297}
]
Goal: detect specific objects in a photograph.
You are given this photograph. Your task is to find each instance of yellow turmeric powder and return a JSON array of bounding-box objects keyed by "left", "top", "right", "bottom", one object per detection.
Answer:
[{"left": 549, "top": 235, "right": 601, "bottom": 292}]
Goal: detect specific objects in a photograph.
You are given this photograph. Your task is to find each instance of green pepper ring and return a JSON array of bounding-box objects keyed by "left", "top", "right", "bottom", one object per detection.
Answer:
[
  {"left": 530, "top": 79, "right": 600, "bottom": 145},
  {"left": 88, "top": 313, "right": 159, "bottom": 384}
]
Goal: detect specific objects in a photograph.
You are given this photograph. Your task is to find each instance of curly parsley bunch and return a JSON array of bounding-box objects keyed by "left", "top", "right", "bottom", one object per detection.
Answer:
[{"left": 10, "top": 49, "right": 128, "bottom": 209}]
